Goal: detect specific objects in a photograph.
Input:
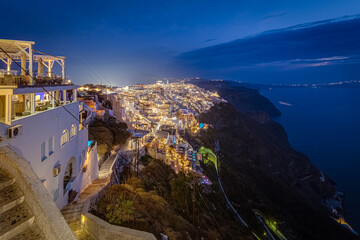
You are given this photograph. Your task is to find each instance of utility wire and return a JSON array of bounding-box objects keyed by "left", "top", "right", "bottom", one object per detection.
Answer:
[
  {"left": 194, "top": 187, "right": 228, "bottom": 236},
  {"left": 0, "top": 47, "right": 133, "bottom": 168},
  {"left": 194, "top": 195, "right": 227, "bottom": 238}
]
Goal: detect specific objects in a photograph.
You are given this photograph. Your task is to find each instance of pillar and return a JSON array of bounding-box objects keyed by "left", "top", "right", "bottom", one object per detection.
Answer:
[
  {"left": 51, "top": 91, "right": 55, "bottom": 108},
  {"left": 30, "top": 93, "right": 35, "bottom": 114},
  {"left": 21, "top": 53, "right": 26, "bottom": 76},
  {"left": 6, "top": 58, "right": 11, "bottom": 74},
  {"left": 29, "top": 44, "right": 33, "bottom": 84},
  {"left": 73, "top": 89, "right": 77, "bottom": 101},
  {"left": 48, "top": 60, "right": 52, "bottom": 77},
  {"left": 38, "top": 59, "right": 44, "bottom": 77},
  {"left": 55, "top": 91, "right": 59, "bottom": 101},
  {"left": 61, "top": 59, "right": 65, "bottom": 81},
  {"left": 63, "top": 90, "right": 67, "bottom": 103},
  {"left": 4, "top": 94, "right": 12, "bottom": 125}
]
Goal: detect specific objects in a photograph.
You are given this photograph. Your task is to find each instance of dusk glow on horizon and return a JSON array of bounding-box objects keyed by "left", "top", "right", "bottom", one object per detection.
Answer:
[{"left": 1, "top": 0, "right": 360, "bottom": 85}]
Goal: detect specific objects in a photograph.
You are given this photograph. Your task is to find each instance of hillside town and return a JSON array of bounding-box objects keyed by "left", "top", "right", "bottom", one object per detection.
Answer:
[
  {"left": 0, "top": 39, "right": 226, "bottom": 240},
  {"left": 78, "top": 81, "right": 226, "bottom": 183},
  {"left": 102, "top": 81, "right": 225, "bottom": 174},
  {"left": 1, "top": 38, "right": 357, "bottom": 240}
]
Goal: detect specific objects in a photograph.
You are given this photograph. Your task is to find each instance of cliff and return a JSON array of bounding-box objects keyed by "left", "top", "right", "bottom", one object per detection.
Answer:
[
  {"left": 187, "top": 79, "right": 281, "bottom": 123},
  {"left": 188, "top": 79, "right": 357, "bottom": 240}
]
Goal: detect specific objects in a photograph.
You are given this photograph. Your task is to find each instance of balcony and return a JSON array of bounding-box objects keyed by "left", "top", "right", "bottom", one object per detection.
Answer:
[
  {"left": 0, "top": 39, "right": 67, "bottom": 88},
  {"left": 0, "top": 71, "right": 66, "bottom": 87}
]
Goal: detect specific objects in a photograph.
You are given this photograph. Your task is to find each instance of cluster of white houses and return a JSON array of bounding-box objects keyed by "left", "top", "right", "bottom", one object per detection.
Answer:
[{"left": 0, "top": 39, "right": 99, "bottom": 209}]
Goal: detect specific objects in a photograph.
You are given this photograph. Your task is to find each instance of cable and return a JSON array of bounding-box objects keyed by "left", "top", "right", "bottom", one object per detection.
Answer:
[
  {"left": 0, "top": 46, "right": 133, "bottom": 168},
  {"left": 194, "top": 187, "right": 228, "bottom": 236},
  {"left": 59, "top": 43, "right": 109, "bottom": 85},
  {"left": 194, "top": 195, "right": 227, "bottom": 238}
]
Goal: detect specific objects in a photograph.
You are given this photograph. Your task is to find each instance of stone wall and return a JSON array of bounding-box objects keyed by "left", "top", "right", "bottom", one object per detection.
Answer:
[
  {"left": 0, "top": 146, "right": 76, "bottom": 240},
  {"left": 82, "top": 213, "right": 157, "bottom": 240}
]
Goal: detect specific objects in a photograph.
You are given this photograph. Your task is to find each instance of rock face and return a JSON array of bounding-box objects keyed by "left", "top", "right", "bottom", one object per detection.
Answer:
[
  {"left": 188, "top": 79, "right": 357, "bottom": 240},
  {"left": 188, "top": 79, "right": 281, "bottom": 122}
]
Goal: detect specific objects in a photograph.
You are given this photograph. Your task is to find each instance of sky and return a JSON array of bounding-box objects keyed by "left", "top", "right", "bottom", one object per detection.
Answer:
[{"left": 1, "top": 0, "right": 360, "bottom": 85}]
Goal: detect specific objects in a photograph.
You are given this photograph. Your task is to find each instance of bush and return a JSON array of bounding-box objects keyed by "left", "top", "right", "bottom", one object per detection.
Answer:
[
  {"left": 88, "top": 119, "right": 130, "bottom": 157},
  {"left": 105, "top": 194, "right": 134, "bottom": 224}
]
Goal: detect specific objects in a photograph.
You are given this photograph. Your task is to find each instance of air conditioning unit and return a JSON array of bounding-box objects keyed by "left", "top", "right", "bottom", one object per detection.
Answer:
[
  {"left": 8, "top": 125, "right": 23, "bottom": 138},
  {"left": 53, "top": 165, "right": 61, "bottom": 177}
]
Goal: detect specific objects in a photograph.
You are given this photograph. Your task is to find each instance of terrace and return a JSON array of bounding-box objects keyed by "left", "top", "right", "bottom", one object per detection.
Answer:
[
  {"left": 0, "top": 39, "right": 67, "bottom": 87},
  {"left": 0, "top": 39, "right": 78, "bottom": 125}
]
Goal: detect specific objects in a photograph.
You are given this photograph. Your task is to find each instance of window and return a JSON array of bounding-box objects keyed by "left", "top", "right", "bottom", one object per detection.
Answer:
[
  {"left": 48, "top": 136, "right": 54, "bottom": 155},
  {"left": 60, "top": 129, "right": 69, "bottom": 147},
  {"left": 53, "top": 188, "right": 59, "bottom": 201},
  {"left": 70, "top": 124, "right": 77, "bottom": 138},
  {"left": 41, "top": 142, "right": 46, "bottom": 161}
]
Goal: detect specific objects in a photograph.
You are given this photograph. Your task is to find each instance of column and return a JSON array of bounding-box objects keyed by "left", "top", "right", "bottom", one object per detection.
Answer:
[
  {"left": 47, "top": 60, "right": 52, "bottom": 77},
  {"left": 21, "top": 53, "right": 26, "bottom": 76},
  {"left": 63, "top": 90, "right": 67, "bottom": 103},
  {"left": 4, "top": 94, "right": 12, "bottom": 125},
  {"left": 30, "top": 93, "right": 35, "bottom": 114},
  {"left": 51, "top": 91, "right": 55, "bottom": 108},
  {"left": 38, "top": 59, "right": 44, "bottom": 77},
  {"left": 6, "top": 58, "right": 11, "bottom": 74},
  {"left": 55, "top": 90, "right": 59, "bottom": 102},
  {"left": 73, "top": 89, "right": 77, "bottom": 101},
  {"left": 29, "top": 44, "right": 33, "bottom": 84},
  {"left": 61, "top": 59, "right": 65, "bottom": 82}
]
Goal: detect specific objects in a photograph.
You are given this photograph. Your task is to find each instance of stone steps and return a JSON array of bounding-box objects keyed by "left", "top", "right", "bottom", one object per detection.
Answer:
[
  {"left": 75, "top": 229, "right": 95, "bottom": 240},
  {"left": 0, "top": 184, "right": 25, "bottom": 215},
  {"left": 0, "top": 170, "right": 15, "bottom": 191},
  {"left": 60, "top": 153, "right": 116, "bottom": 239},
  {"left": 0, "top": 169, "right": 44, "bottom": 240},
  {"left": 0, "top": 203, "right": 35, "bottom": 239},
  {"left": 9, "top": 225, "right": 45, "bottom": 240}
]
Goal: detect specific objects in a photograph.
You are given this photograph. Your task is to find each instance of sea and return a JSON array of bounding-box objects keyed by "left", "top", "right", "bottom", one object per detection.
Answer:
[{"left": 260, "top": 87, "right": 360, "bottom": 232}]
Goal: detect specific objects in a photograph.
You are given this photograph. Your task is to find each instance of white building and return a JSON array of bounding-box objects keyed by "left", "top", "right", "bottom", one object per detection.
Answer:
[{"left": 0, "top": 39, "right": 99, "bottom": 209}]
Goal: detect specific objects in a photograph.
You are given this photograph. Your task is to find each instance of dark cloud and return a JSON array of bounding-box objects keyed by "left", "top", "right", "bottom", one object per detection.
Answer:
[
  {"left": 176, "top": 15, "right": 360, "bottom": 83},
  {"left": 201, "top": 38, "right": 217, "bottom": 43},
  {"left": 262, "top": 12, "right": 286, "bottom": 20}
]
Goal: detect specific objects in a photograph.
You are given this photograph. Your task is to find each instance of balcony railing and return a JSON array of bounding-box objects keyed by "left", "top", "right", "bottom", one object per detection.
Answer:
[{"left": 0, "top": 74, "right": 65, "bottom": 87}]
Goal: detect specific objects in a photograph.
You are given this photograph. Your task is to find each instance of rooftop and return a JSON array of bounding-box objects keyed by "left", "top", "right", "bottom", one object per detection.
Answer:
[{"left": 0, "top": 39, "right": 67, "bottom": 88}]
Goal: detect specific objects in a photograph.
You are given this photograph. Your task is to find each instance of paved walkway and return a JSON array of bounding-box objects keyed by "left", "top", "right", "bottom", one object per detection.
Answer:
[{"left": 61, "top": 152, "right": 119, "bottom": 239}]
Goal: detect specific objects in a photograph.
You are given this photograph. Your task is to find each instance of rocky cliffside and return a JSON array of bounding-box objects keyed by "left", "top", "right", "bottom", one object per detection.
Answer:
[
  {"left": 187, "top": 79, "right": 281, "bottom": 122},
  {"left": 188, "top": 79, "right": 357, "bottom": 240}
]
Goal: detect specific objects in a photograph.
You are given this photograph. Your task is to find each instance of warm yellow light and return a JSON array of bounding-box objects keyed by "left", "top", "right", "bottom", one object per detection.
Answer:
[{"left": 81, "top": 215, "right": 85, "bottom": 224}]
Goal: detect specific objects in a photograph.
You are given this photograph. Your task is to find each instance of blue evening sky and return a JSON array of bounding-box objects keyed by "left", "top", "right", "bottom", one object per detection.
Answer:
[{"left": 1, "top": 0, "right": 360, "bottom": 85}]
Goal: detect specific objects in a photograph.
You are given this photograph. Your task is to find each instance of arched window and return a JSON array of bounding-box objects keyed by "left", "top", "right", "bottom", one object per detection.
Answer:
[
  {"left": 70, "top": 124, "right": 77, "bottom": 138},
  {"left": 60, "top": 129, "right": 69, "bottom": 147}
]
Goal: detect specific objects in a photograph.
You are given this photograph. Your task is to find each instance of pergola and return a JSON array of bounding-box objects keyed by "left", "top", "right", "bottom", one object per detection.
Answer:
[{"left": 0, "top": 39, "right": 65, "bottom": 84}]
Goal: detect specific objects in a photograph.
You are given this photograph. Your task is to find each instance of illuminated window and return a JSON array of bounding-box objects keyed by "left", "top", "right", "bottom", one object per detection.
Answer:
[
  {"left": 70, "top": 124, "right": 77, "bottom": 138},
  {"left": 60, "top": 129, "right": 69, "bottom": 147}
]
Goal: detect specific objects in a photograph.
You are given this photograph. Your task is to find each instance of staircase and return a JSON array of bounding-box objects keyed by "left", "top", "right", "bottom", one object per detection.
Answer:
[
  {"left": 61, "top": 152, "right": 123, "bottom": 239},
  {"left": 0, "top": 169, "right": 45, "bottom": 240},
  {"left": 61, "top": 178, "right": 108, "bottom": 240}
]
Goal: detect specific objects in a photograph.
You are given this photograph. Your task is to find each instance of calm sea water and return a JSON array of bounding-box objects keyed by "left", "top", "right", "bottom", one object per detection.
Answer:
[{"left": 261, "top": 87, "right": 360, "bottom": 231}]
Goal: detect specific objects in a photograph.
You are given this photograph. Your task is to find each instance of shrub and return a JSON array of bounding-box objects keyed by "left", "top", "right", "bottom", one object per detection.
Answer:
[{"left": 105, "top": 194, "right": 134, "bottom": 224}]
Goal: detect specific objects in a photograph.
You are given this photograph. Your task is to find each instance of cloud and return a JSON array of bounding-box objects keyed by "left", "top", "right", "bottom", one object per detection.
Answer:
[
  {"left": 262, "top": 12, "right": 286, "bottom": 20},
  {"left": 176, "top": 14, "right": 360, "bottom": 76},
  {"left": 201, "top": 38, "right": 217, "bottom": 43}
]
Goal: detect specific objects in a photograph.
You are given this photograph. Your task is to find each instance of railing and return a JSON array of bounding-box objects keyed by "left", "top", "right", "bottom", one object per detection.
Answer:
[{"left": 0, "top": 74, "right": 65, "bottom": 87}]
